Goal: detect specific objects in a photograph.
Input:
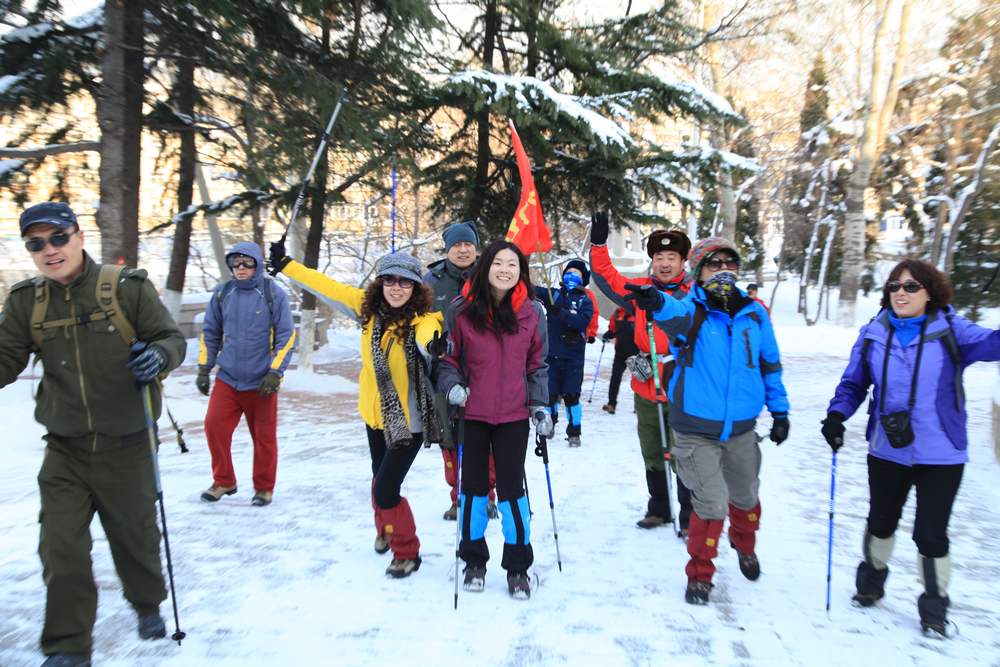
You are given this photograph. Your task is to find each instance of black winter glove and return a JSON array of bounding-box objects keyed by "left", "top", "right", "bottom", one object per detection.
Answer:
[
  {"left": 127, "top": 343, "right": 166, "bottom": 384},
  {"left": 268, "top": 238, "right": 292, "bottom": 276},
  {"left": 426, "top": 330, "right": 449, "bottom": 358},
  {"left": 258, "top": 371, "right": 282, "bottom": 397},
  {"left": 769, "top": 413, "right": 790, "bottom": 445},
  {"left": 587, "top": 336, "right": 596, "bottom": 344},
  {"left": 602, "top": 330, "right": 615, "bottom": 343},
  {"left": 624, "top": 283, "right": 665, "bottom": 314},
  {"left": 196, "top": 368, "right": 211, "bottom": 396},
  {"left": 590, "top": 211, "right": 610, "bottom": 246},
  {"left": 821, "top": 411, "right": 846, "bottom": 452}
]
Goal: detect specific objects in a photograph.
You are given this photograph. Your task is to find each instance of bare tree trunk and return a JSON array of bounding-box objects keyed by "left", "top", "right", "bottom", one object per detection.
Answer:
[
  {"left": 837, "top": 0, "right": 911, "bottom": 326},
  {"left": 807, "top": 220, "right": 838, "bottom": 326},
  {"left": 467, "top": 0, "right": 498, "bottom": 225},
  {"left": 799, "top": 177, "right": 828, "bottom": 313},
  {"left": 942, "top": 121, "right": 1000, "bottom": 272},
  {"left": 164, "top": 57, "right": 196, "bottom": 322},
  {"left": 703, "top": 1, "right": 737, "bottom": 241},
  {"left": 929, "top": 118, "right": 960, "bottom": 264},
  {"left": 195, "top": 163, "right": 229, "bottom": 280},
  {"left": 96, "top": 0, "right": 144, "bottom": 266}
]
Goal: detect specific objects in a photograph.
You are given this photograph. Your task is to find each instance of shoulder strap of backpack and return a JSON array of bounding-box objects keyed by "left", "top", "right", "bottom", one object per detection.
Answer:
[
  {"left": 29, "top": 277, "right": 48, "bottom": 352},
  {"left": 676, "top": 302, "right": 708, "bottom": 366},
  {"left": 96, "top": 264, "right": 137, "bottom": 346},
  {"left": 942, "top": 312, "right": 964, "bottom": 409}
]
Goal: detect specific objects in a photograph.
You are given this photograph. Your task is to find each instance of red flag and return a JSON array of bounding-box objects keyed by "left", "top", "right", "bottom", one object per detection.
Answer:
[{"left": 505, "top": 121, "right": 553, "bottom": 255}]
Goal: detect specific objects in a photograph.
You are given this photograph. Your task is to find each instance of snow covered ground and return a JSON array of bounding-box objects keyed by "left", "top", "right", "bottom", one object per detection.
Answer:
[{"left": 1, "top": 283, "right": 999, "bottom": 666}]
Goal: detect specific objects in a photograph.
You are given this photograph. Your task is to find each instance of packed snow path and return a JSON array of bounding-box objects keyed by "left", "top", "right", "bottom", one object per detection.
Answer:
[{"left": 1, "top": 317, "right": 999, "bottom": 666}]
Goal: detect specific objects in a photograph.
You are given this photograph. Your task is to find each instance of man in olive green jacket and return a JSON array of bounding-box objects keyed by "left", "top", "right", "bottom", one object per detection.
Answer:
[{"left": 0, "top": 202, "right": 186, "bottom": 667}]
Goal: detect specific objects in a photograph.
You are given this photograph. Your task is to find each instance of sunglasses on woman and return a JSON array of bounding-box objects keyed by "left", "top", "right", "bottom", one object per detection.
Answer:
[
  {"left": 382, "top": 276, "right": 415, "bottom": 288},
  {"left": 24, "top": 230, "right": 78, "bottom": 253},
  {"left": 704, "top": 257, "right": 740, "bottom": 271},
  {"left": 886, "top": 280, "right": 923, "bottom": 294},
  {"left": 227, "top": 257, "right": 257, "bottom": 270}
]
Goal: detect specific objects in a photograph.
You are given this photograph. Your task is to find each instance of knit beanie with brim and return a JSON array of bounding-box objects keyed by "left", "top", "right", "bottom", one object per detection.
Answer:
[
  {"left": 375, "top": 252, "right": 424, "bottom": 284},
  {"left": 687, "top": 236, "right": 741, "bottom": 280}
]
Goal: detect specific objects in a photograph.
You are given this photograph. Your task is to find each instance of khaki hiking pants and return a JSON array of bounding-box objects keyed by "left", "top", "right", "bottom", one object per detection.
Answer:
[{"left": 670, "top": 429, "right": 761, "bottom": 520}]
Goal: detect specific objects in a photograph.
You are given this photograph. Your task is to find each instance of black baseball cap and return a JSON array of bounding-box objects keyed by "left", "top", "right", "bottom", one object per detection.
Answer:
[{"left": 19, "top": 202, "right": 78, "bottom": 235}]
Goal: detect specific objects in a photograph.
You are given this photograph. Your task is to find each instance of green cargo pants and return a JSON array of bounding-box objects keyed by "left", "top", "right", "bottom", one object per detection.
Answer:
[
  {"left": 635, "top": 393, "right": 672, "bottom": 472},
  {"left": 37, "top": 434, "right": 166, "bottom": 656}
]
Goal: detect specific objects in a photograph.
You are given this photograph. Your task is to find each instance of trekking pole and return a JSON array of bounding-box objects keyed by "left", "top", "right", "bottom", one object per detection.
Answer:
[
  {"left": 586, "top": 339, "right": 607, "bottom": 403},
  {"left": 646, "top": 322, "right": 679, "bottom": 537},
  {"left": 280, "top": 89, "right": 347, "bottom": 239},
  {"left": 154, "top": 379, "right": 187, "bottom": 453},
  {"left": 826, "top": 451, "right": 838, "bottom": 613},
  {"left": 139, "top": 381, "right": 186, "bottom": 645},
  {"left": 453, "top": 408, "right": 465, "bottom": 610},
  {"left": 534, "top": 434, "right": 563, "bottom": 572}
]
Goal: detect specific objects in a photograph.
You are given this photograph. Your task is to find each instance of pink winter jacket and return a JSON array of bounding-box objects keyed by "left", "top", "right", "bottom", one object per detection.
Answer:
[{"left": 437, "top": 283, "right": 549, "bottom": 425}]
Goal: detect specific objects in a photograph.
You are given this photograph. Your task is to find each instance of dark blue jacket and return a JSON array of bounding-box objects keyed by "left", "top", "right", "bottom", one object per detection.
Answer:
[{"left": 535, "top": 285, "right": 594, "bottom": 362}]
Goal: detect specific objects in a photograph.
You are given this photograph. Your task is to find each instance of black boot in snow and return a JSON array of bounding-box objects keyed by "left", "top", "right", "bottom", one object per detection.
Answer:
[
  {"left": 443, "top": 502, "right": 458, "bottom": 521},
  {"left": 734, "top": 547, "right": 761, "bottom": 581},
  {"left": 684, "top": 579, "right": 712, "bottom": 605},
  {"left": 42, "top": 654, "right": 91, "bottom": 667},
  {"left": 137, "top": 611, "right": 166, "bottom": 640},
  {"left": 637, "top": 469, "right": 671, "bottom": 528},
  {"left": 852, "top": 560, "right": 889, "bottom": 607},
  {"left": 508, "top": 571, "right": 531, "bottom": 600},
  {"left": 918, "top": 593, "right": 951, "bottom": 638},
  {"left": 463, "top": 565, "right": 486, "bottom": 592}
]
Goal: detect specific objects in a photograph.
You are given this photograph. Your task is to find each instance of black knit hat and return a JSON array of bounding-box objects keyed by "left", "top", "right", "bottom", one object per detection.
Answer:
[{"left": 646, "top": 229, "right": 691, "bottom": 259}]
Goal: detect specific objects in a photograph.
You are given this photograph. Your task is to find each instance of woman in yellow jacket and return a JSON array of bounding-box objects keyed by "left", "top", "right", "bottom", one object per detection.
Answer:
[{"left": 269, "top": 242, "right": 442, "bottom": 578}]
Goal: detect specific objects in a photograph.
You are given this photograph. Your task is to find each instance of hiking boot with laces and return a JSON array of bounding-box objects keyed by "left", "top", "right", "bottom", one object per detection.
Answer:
[
  {"left": 734, "top": 549, "right": 761, "bottom": 581},
  {"left": 685, "top": 579, "right": 712, "bottom": 605},
  {"left": 443, "top": 502, "right": 458, "bottom": 521},
  {"left": 251, "top": 490, "right": 272, "bottom": 506},
  {"left": 137, "top": 611, "right": 166, "bottom": 640},
  {"left": 200, "top": 484, "right": 237, "bottom": 502},
  {"left": 463, "top": 565, "right": 486, "bottom": 592},
  {"left": 507, "top": 571, "right": 531, "bottom": 600},
  {"left": 374, "top": 535, "right": 390, "bottom": 554},
  {"left": 487, "top": 501, "right": 499, "bottom": 519},
  {"left": 385, "top": 556, "right": 421, "bottom": 578}
]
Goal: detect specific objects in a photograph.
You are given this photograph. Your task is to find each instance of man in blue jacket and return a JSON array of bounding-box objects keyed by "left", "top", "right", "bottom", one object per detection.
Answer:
[
  {"left": 197, "top": 241, "right": 296, "bottom": 506},
  {"left": 537, "top": 259, "right": 594, "bottom": 447},
  {"left": 626, "top": 237, "right": 790, "bottom": 605}
]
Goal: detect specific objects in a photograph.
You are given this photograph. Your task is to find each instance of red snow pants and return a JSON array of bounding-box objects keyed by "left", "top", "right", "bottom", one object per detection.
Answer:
[{"left": 205, "top": 379, "right": 279, "bottom": 493}]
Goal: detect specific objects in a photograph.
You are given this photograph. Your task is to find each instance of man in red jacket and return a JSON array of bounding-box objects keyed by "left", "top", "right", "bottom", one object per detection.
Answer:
[{"left": 589, "top": 212, "right": 693, "bottom": 534}]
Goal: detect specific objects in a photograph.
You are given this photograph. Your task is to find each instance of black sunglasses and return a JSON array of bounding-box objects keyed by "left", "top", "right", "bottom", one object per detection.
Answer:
[
  {"left": 24, "top": 230, "right": 78, "bottom": 253},
  {"left": 382, "top": 276, "right": 415, "bottom": 288},
  {"left": 228, "top": 257, "right": 257, "bottom": 270},
  {"left": 886, "top": 280, "right": 923, "bottom": 294},
  {"left": 704, "top": 257, "right": 740, "bottom": 271}
]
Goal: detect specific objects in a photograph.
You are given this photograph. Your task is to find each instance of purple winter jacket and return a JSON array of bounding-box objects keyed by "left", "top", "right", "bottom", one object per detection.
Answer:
[
  {"left": 827, "top": 307, "right": 1000, "bottom": 465},
  {"left": 437, "top": 287, "right": 549, "bottom": 425}
]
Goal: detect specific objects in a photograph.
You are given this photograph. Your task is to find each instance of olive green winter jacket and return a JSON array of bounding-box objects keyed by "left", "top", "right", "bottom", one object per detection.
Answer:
[{"left": 0, "top": 253, "right": 186, "bottom": 446}]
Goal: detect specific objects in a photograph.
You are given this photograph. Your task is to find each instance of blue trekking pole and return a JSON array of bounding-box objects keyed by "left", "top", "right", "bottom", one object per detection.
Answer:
[
  {"left": 646, "top": 322, "right": 679, "bottom": 537},
  {"left": 586, "top": 339, "right": 608, "bottom": 403},
  {"left": 453, "top": 408, "right": 465, "bottom": 610},
  {"left": 390, "top": 164, "right": 397, "bottom": 252},
  {"left": 826, "top": 451, "right": 838, "bottom": 612},
  {"left": 534, "top": 434, "right": 563, "bottom": 572}
]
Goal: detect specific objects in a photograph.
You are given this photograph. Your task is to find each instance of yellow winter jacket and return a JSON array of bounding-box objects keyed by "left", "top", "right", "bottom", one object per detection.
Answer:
[{"left": 282, "top": 260, "right": 441, "bottom": 431}]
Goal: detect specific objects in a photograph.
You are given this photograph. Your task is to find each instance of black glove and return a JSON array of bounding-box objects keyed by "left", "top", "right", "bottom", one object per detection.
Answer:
[
  {"left": 590, "top": 211, "right": 610, "bottom": 246},
  {"left": 602, "top": 330, "right": 615, "bottom": 343},
  {"left": 624, "top": 283, "right": 665, "bottom": 314},
  {"left": 127, "top": 343, "right": 166, "bottom": 384},
  {"left": 268, "top": 238, "right": 292, "bottom": 276},
  {"left": 258, "top": 371, "right": 282, "bottom": 397},
  {"left": 196, "top": 368, "right": 211, "bottom": 396},
  {"left": 821, "top": 411, "right": 846, "bottom": 452},
  {"left": 543, "top": 297, "right": 560, "bottom": 317},
  {"left": 426, "top": 330, "right": 449, "bottom": 358},
  {"left": 769, "top": 413, "right": 790, "bottom": 445},
  {"left": 587, "top": 336, "right": 596, "bottom": 344}
]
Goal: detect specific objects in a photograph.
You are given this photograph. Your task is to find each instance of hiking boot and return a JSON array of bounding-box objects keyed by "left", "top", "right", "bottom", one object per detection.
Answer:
[
  {"left": 487, "top": 501, "right": 499, "bottom": 519},
  {"left": 734, "top": 547, "right": 760, "bottom": 581},
  {"left": 42, "top": 654, "right": 91, "bottom": 667},
  {"left": 568, "top": 436, "right": 582, "bottom": 448},
  {"left": 385, "top": 556, "right": 421, "bottom": 579},
  {"left": 852, "top": 560, "right": 889, "bottom": 607},
  {"left": 137, "top": 611, "right": 166, "bottom": 640},
  {"left": 374, "top": 535, "right": 390, "bottom": 554},
  {"left": 201, "top": 484, "right": 237, "bottom": 502},
  {"left": 463, "top": 565, "right": 486, "bottom": 592},
  {"left": 602, "top": 403, "right": 616, "bottom": 414},
  {"left": 507, "top": 571, "right": 531, "bottom": 600},
  {"left": 685, "top": 579, "right": 712, "bottom": 605},
  {"left": 918, "top": 593, "right": 950, "bottom": 638},
  {"left": 251, "top": 490, "right": 272, "bottom": 506},
  {"left": 677, "top": 527, "right": 689, "bottom": 541},
  {"left": 636, "top": 512, "right": 669, "bottom": 529},
  {"left": 443, "top": 502, "right": 458, "bottom": 521}
]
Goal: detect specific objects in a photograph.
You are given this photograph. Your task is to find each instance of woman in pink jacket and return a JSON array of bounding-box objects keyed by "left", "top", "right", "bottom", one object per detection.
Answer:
[{"left": 437, "top": 240, "right": 551, "bottom": 599}]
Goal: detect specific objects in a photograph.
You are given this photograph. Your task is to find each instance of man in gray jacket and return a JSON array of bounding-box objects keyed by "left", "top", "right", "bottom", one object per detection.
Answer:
[{"left": 197, "top": 241, "right": 295, "bottom": 506}]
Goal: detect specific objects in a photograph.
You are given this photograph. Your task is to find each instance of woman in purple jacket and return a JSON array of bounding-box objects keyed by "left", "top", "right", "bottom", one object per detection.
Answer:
[
  {"left": 438, "top": 240, "right": 551, "bottom": 599},
  {"left": 823, "top": 259, "right": 1000, "bottom": 637}
]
